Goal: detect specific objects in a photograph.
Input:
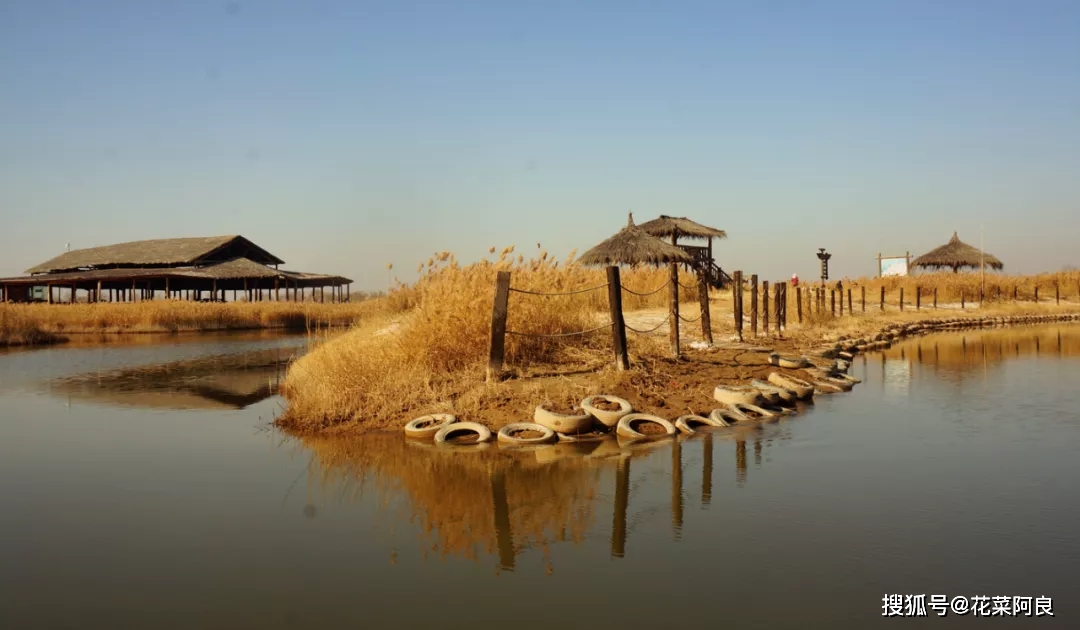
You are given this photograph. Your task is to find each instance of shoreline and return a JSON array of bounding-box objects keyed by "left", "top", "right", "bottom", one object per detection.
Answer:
[{"left": 276, "top": 307, "right": 1080, "bottom": 437}]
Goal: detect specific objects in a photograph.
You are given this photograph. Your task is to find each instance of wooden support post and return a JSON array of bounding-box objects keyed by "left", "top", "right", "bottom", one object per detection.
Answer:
[
  {"left": 1013, "top": 286, "right": 1017, "bottom": 301},
  {"left": 900, "top": 287, "right": 904, "bottom": 311},
  {"left": 780, "top": 283, "right": 787, "bottom": 331},
  {"left": 961, "top": 289, "right": 965, "bottom": 309},
  {"left": 750, "top": 274, "right": 759, "bottom": 336},
  {"left": 1056, "top": 282, "right": 1060, "bottom": 305},
  {"left": 669, "top": 262, "right": 680, "bottom": 357},
  {"left": 132, "top": 279, "right": 137, "bottom": 302},
  {"left": 213, "top": 280, "right": 218, "bottom": 302},
  {"left": 1035, "top": 286, "right": 1039, "bottom": 302},
  {"left": 346, "top": 284, "right": 350, "bottom": 301},
  {"left": 796, "top": 287, "right": 803, "bottom": 323},
  {"left": 762, "top": 281, "right": 770, "bottom": 332},
  {"left": 487, "top": 271, "right": 511, "bottom": 382},
  {"left": 861, "top": 286, "right": 866, "bottom": 312},
  {"left": 773, "top": 282, "right": 781, "bottom": 334},
  {"left": 243, "top": 279, "right": 248, "bottom": 302},
  {"left": 847, "top": 288, "right": 852, "bottom": 315},
  {"left": 608, "top": 266, "right": 630, "bottom": 370},
  {"left": 830, "top": 290, "right": 835, "bottom": 316},
  {"left": 880, "top": 286, "right": 885, "bottom": 311},
  {"left": 934, "top": 287, "right": 938, "bottom": 308},
  {"left": 839, "top": 286, "right": 844, "bottom": 316},
  {"left": 96, "top": 281, "right": 102, "bottom": 303},
  {"left": 916, "top": 287, "right": 921, "bottom": 310},
  {"left": 733, "top": 271, "right": 743, "bottom": 341},
  {"left": 698, "top": 271, "right": 712, "bottom": 345}
]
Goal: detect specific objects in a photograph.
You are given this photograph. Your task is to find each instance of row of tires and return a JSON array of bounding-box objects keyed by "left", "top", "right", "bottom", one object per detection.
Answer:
[{"left": 404, "top": 362, "right": 863, "bottom": 448}]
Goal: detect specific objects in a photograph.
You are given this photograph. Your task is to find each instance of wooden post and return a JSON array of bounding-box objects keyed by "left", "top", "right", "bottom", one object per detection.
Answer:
[
  {"left": 132, "top": 279, "right": 137, "bottom": 302},
  {"left": 608, "top": 266, "right": 630, "bottom": 370},
  {"left": 781, "top": 283, "right": 787, "bottom": 331},
  {"left": 839, "top": 285, "right": 844, "bottom": 316},
  {"left": 830, "top": 290, "right": 835, "bottom": 316},
  {"left": 861, "top": 286, "right": 866, "bottom": 312},
  {"left": 1013, "top": 285, "right": 1017, "bottom": 301},
  {"left": 1035, "top": 286, "right": 1039, "bottom": 302},
  {"left": 774, "top": 282, "right": 782, "bottom": 334},
  {"left": 486, "top": 271, "right": 511, "bottom": 382},
  {"left": 961, "top": 289, "right": 965, "bottom": 309},
  {"left": 750, "top": 274, "right": 759, "bottom": 336},
  {"left": 900, "top": 287, "right": 904, "bottom": 311},
  {"left": 1056, "top": 282, "right": 1060, "bottom": 305},
  {"left": 847, "top": 288, "right": 852, "bottom": 315},
  {"left": 880, "top": 286, "right": 885, "bottom": 311},
  {"left": 762, "top": 281, "right": 770, "bottom": 332},
  {"left": 733, "top": 271, "right": 743, "bottom": 341},
  {"left": 796, "top": 286, "right": 803, "bottom": 323},
  {"left": 96, "top": 281, "right": 102, "bottom": 303},
  {"left": 669, "top": 262, "right": 680, "bottom": 358},
  {"left": 698, "top": 271, "right": 712, "bottom": 345},
  {"left": 346, "top": 284, "right": 350, "bottom": 301},
  {"left": 915, "top": 287, "right": 920, "bottom": 310}
]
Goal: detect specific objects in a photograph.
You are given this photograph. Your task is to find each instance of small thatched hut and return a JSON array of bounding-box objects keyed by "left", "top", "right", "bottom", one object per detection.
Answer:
[
  {"left": 911, "top": 232, "right": 1004, "bottom": 273},
  {"left": 636, "top": 215, "right": 727, "bottom": 286}
]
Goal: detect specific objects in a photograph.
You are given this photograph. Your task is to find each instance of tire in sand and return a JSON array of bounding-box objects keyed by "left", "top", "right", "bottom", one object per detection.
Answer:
[
  {"left": 533, "top": 402, "right": 594, "bottom": 435},
  {"left": 812, "top": 380, "right": 846, "bottom": 394},
  {"left": 674, "top": 414, "right": 727, "bottom": 435},
  {"left": 404, "top": 413, "right": 457, "bottom": 439},
  {"left": 769, "top": 353, "right": 810, "bottom": 369},
  {"left": 767, "top": 373, "right": 815, "bottom": 400},
  {"left": 727, "top": 403, "right": 778, "bottom": 422},
  {"left": 434, "top": 421, "right": 493, "bottom": 445},
  {"left": 713, "top": 385, "right": 764, "bottom": 406},
  {"left": 581, "top": 395, "right": 633, "bottom": 428},
  {"left": 751, "top": 379, "right": 798, "bottom": 404},
  {"left": 616, "top": 413, "right": 677, "bottom": 440},
  {"left": 807, "top": 371, "right": 855, "bottom": 391},
  {"left": 497, "top": 422, "right": 556, "bottom": 446}
]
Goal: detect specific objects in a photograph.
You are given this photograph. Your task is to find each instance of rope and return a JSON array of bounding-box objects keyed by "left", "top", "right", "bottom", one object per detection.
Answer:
[
  {"left": 677, "top": 279, "right": 699, "bottom": 291},
  {"left": 621, "top": 279, "right": 671, "bottom": 297},
  {"left": 679, "top": 311, "right": 702, "bottom": 323},
  {"left": 506, "top": 323, "right": 613, "bottom": 338},
  {"left": 509, "top": 282, "right": 609, "bottom": 297},
  {"left": 625, "top": 313, "right": 672, "bottom": 334}
]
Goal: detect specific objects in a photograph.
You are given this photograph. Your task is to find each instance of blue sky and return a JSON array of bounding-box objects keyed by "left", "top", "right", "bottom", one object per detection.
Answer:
[{"left": 2, "top": 1, "right": 1078, "bottom": 290}]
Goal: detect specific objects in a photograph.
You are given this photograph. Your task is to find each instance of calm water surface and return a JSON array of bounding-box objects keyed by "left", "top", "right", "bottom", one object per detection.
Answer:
[{"left": 1, "top": 326, "right": 1078, "bottom": 629}]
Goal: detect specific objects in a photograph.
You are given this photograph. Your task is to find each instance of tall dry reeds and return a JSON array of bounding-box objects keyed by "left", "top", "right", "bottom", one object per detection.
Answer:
[
  {"left": 279, "top": 247, "right": 700, "bottom": 432},
  {"left": 835, "top": 270, "right": 1080, "bottom": 303}
]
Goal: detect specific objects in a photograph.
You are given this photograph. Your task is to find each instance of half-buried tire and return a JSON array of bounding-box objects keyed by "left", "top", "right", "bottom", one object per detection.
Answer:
[
  {"left": 533, "top": 402, "right": 594, "bottom": 435},
  {"left": 434, "top": 421, "right": 493, "bottom": 445},
  {"left": 674, "top": 414, "right": 727, "bottom": 435},
  {"left": 404, "top": 413, "right": 457, "bottom": 439},
  {"left": 497, "top": 422, "right": 557, "bottom": 446},
  {"left": 616, "top": 413, "right": 677, "bottom": 440},
  {"left": 581, "top": 395, "right": 633, "bottom": 428}
]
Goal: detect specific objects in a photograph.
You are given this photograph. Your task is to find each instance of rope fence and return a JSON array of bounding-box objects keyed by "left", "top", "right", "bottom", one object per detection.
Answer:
[
  {"left": 508, "top": 282, "right": 609, "bottom": 297},
  {"left": 678, "top": 311, "right": 702, "bottom": 323},
  {"left": 625, "top": 313, "right": 672, "bottom": 335},
  {"left": 620, "top": 279, "right": 671, "bottom": 297},
  {"left": 505, "top": 322, "right": 613, "bottom": 338}
]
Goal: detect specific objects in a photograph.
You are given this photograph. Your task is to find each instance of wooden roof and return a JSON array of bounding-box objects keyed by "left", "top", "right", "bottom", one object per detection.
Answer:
[{"left": 26, "top": 235, "right": 285, "bottom": 274}]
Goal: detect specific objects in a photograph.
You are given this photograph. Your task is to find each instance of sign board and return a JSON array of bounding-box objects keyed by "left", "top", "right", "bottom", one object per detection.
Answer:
[{"left": 879, "top": 256, "right": 909, "bottom": 277}]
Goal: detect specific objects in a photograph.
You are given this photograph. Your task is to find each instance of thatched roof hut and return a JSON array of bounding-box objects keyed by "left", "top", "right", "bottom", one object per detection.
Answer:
[
  {"left": 911, "top": 232, "right": 1004, "bottom": 273},
  {"left": 26, "top": 235, "right": 283, "bottom": 274},
  {"left": 636, "top": 215, "right": 727, "bottom": 241},
  {"left": 576, "top": 214, "right": 693, "bottom": 267}
]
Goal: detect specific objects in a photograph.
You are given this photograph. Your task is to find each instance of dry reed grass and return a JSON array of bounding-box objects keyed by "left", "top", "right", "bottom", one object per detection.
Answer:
[
  {"left": 300, "top": 432, "right": 602, "bottom": 570},
  {"left": 279, "top": 247, "right": 698, "bottom": 432},
  {"left": 828, "top": 270, "right": 1080, "bottom": 303},
  {"left": 0, "top": 300, "right": 385, "bottom": 347}
]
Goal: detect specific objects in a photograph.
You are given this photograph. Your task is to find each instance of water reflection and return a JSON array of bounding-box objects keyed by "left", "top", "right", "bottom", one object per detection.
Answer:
[
  {"left": 882, "top": 324, "right": 1080, "bottom": 379},
  {"left": 44, "top": 347, "right": 295, "bottom": 410},
  {"left": 298, "top": 427, "right": 779, "bottom": 571}
]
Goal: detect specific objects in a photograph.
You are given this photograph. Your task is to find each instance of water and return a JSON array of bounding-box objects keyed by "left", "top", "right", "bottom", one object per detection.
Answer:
[{"left": 2, "top": 326, "right": 1078, "bottom": 629}]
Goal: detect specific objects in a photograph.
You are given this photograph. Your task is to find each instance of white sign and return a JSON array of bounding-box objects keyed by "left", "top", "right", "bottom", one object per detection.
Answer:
[{"left": 880, "top": 256, "right": 909, "bottom": 277}]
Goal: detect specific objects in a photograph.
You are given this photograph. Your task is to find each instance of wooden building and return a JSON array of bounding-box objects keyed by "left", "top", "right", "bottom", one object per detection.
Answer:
[{"left": 0, "top": 235, "right": 352, "bottom": 303}]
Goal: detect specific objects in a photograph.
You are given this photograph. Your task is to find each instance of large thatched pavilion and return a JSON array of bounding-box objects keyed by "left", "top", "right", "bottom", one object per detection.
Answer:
[
  {"left": 911, "top": 232, "right": 1004, "bottom": 273},
  {"left": 0, "top": 235, "right": 352, "bottom": 303}
]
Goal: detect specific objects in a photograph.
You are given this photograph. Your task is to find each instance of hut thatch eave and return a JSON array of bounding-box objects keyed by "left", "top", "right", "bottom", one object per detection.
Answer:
[
  {"left": 911, "top": 232, "right": 1004, "bottom": 273},
  {"left": 636, "top": 215, "right": 727, "bottom": 241}
]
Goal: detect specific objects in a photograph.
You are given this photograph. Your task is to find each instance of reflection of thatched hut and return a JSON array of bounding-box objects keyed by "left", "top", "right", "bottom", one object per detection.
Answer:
[
  {"left": 911, "top": 232, "right": 1004, "bottom": 273},
  {"left": 882, "top": 326, "right": 1079, "bottom": 376}
]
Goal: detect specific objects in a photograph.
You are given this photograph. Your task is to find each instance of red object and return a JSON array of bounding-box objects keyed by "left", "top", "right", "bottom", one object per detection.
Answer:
[{"left": 791, "top": 274, "right": 799, "bottom": 287}]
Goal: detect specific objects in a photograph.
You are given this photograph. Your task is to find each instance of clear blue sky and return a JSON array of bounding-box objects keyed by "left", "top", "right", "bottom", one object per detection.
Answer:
[{"left": 2, "top": 0, "right": 1078, "bottom": 290}]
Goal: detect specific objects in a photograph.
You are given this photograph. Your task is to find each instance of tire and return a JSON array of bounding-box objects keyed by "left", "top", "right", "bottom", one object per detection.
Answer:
[
  {"left": 713, "top": 385, "right": 764, "bottom": 406},
  {"left": 533, "top": 402, "right": 594, "bottom": 435},
  {"left": 830, "top": 371, "right": 862, "bottom": 384},
  {"left": 709, "top": 408, "right": 741, "bottom": 426},
  {"left": 434, "top": 421, "right": 493, "bottom": 445},
  {"left": 807, "top": 370, "right": 855, "bottom": 391},
  {"left": 404, "top": 413, "right": 457, "bottom": 439},
  {"left": 674, "top": 414, "right": 726, "bottom": 435},
  {"left": 728, "top": 402, "right": 777, "bottom": 421},
  {"left": 751, "top": 379, "right": 797, "bottom": 404},
  {"left": 497, "top": 422, "right": 556, "bottom": 446},
  {"left": 770, "top": 353, "right": 810, "bottom": 369},
  {"left": 616, "top": 413, "right": 677, "bottom": 439},
  {"left": 812, "top": 380, "right": 845, "bottom": 394},
  {"left": 766, "top": 373, "right": 815, "bottom": 400},
  {"left": 581, "top": 395, "right": 633, "bottom": 428},
  {"left": 556, "top": 430, "right": 609, "bottom": 443}
]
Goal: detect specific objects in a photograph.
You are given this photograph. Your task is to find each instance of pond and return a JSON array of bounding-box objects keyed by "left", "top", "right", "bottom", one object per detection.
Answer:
[{"left": 1, "top": 325, "right": 1078, "bottom": 628}]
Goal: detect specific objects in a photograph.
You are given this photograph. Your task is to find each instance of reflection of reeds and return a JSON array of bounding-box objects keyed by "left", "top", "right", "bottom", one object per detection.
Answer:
[
  {"left": 883, "top": 325, "right": 1080, "bottom": 373},
  {"left": 300, "top": 433, "right": 602, "bottom": 570}
]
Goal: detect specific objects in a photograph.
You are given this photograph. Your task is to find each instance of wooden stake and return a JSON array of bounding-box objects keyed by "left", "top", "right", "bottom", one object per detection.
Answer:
[
  {"left": 934, "top": 287, "right": 938, "bottom": 308},
  {"left": 830, "top": 289, "right": 835, "bottom": 316},
  {"left": 750, "top": 274, "right": 759, "bottom": 336},
  {"left": 900, "top": 287, "right": 904, "bottom": 311},
  {"left": 839, "top": 285, "right": 844, "bottom": 316},
  {"left": 796, "top": 286, "right": 803, "bottom": 323},
  {"left": 486, "top": 271, "right": 511, "bottom": 382},
  {"left": 698, "top": 271, "right": 712, "bottom": 345},
  {"left": 763, "top": 281, "right": 770, "bottom": 332},
  {"left": 733, "top": 271, "right": 743, "bottom": 341},
  {"left": 847, "top": 288, "right": 852, "bottom": 315},
  {"left": 961, "top": 289, "right": 965, "bottom": 309},
  {"left": 880, "top": 286, "right": 885, "bottom": 311},
  {"left": 669, "top": 263, "right": 680, "bottom": 357},
  {"left": 916, "top": 287, "right": 920, "bottom": 310},
  {"left": 607, "top": 266, "right": 630, "bottom": 369}
]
